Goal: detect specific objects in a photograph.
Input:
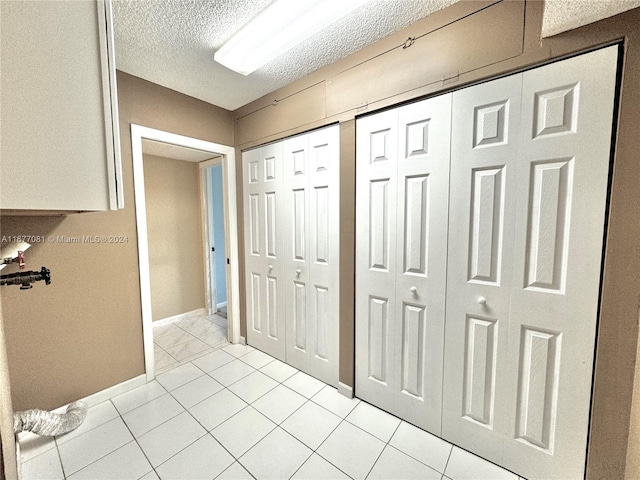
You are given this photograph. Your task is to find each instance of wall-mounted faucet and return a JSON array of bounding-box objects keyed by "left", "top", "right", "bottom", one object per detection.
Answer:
[{"left": 0, "top": 267, "right": 51, "bottom": 290}]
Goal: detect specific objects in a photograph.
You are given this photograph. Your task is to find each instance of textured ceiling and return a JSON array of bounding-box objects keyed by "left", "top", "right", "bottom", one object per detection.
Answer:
[
  {"left": 113, "top": 0, "right": 640, "bottom": 111},
  {"left": 541, "top": 0, "right": 640, "bottom": 37},
  {"left": 112, "top": 0, "right": 459, "bottom": 110}
]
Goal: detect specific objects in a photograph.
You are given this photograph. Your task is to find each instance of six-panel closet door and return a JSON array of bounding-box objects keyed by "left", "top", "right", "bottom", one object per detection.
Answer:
[
  {"left": 355, "top": 94, "right": 452, "bottom": 433},
  {"left": 282, "top": 126, "right": 340, "bottom": 386},
  {"left": 442, "top": 46, "right": 618, "bottom": 480},
  {"left": 243, "top": 142, "right": 286, "bottom": 361},
  {"left": 243, "top": 125, "right": 340, "bottom": 385}
]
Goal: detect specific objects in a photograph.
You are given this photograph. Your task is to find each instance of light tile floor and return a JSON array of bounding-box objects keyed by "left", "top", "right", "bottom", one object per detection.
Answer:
[{"left": 20, "top": 314, "right": 525, "bottom": 480}]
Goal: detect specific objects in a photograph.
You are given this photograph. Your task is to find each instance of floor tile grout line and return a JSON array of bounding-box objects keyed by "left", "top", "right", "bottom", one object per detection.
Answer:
[
  {"left": 62, "top": 428, "right": 139, "bottom": 479},
  {"left": 53, "top": 437, "right": 67, "bottom": 480},
  {"left": 364, "top": 442, "right": 389, "bottom": 480},
  {"left": 115, "top": 383, "right": 171, "bottom": 418},
  {"left": 169, "top": 341, "right": 230, "bottom": 369},
  {"left": 345, "top": 403, "right": 455, "bottom": 475},
  {"left": 216, "top": 459, "right": 257, "bottom": 480},
  {"left": 304, "top": 415, "right": 354, "bottom": 479},
  {"left": 443, "top": 442, "right": 454, "bottom": 477}
]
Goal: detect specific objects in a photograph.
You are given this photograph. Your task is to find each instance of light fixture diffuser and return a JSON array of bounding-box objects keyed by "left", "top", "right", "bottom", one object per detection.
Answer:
[{"left": 214, "top": 0, "right": 369, "bottom": 75}]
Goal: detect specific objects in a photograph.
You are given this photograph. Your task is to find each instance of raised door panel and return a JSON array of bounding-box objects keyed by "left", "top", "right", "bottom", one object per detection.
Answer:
[
  {"left": 355, "top": 109, "right": 399, "bottom": 412},
  {"left": 442, "top": 73, "right": 522, "bottom": 460},
  {"left": 503, "top": 46, "right": 618, "bottom": 480},
  {"left": 393, "top": 94, "right": 451, "bottom": 434},
  {"left": 243, "top": 143, "right": 286, "bottom": 360}
]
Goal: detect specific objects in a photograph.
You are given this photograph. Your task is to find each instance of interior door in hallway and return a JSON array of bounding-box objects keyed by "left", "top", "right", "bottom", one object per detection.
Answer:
[
  {"left": 355, "top": 94, "right": 452, "bottom": 433},
  {"left": 243, "top": 142, "right": 286, "bottom": 361}
]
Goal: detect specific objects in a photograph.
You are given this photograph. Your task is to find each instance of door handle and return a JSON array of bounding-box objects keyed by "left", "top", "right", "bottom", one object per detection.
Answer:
[
  {"left": 477, "top": 296, "right": 487, "bottom": 306},
  {"left": 268, "top": 264, "right": 273, "bottom": 271},
  {"left": 296, "top": 268, "right": 301, "bottom": 276},
  {"left": 409, "top": 286, "right": 417, "bottom": 295}
]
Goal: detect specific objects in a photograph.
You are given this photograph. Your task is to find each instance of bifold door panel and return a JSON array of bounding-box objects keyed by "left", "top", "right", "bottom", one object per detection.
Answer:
[
  {"left": 243, "top": 142, "right": 286, "bottom": 360},
  {"left": 243, "top": 125, "right": 339, "bottom": 386},
  {"left": 355, "top": 46, "right": 619, "bottom": 480},
  {"left": 442, "top": 72, "right": 523, "bottom": 462},
  {"left": 355, "top": 94, "right": 452, "bottom": 434},
  {"left": 283, "top": 127, "right": 340, "bottom": 385}
]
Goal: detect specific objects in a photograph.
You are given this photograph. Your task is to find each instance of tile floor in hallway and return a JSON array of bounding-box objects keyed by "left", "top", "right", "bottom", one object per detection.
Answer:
[{"left": 19, "top": 313, "right": 525, "bottom": 480}]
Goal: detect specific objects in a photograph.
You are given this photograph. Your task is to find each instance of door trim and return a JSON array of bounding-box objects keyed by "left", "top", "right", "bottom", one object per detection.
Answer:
[{"left": 131, "top": 124, "right": 240, "bottom": 382}]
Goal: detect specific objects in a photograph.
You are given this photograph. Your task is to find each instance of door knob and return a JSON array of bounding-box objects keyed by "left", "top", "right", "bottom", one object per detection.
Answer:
[
  {"left": 409, "top": 286, "right": 417, "bottom": 294},
  {"left": 268, "top": 264, "right": 273, "bottom": 270},
  {"left": 296, "top": 268, "right": 301, "bottom": 276},
  {"left": 477, "top": 296, "right": 487, "bottom": 306}
]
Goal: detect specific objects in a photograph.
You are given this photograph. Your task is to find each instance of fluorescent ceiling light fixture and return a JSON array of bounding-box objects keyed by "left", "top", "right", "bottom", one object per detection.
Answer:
[{"left": 214, "top": 0, "right": 370, "bottom": 75}]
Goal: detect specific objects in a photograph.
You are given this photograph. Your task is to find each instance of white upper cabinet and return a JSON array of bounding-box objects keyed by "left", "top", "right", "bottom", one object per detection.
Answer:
[{"left": 0, "top": 0, "right": 122, "bottom": 212}]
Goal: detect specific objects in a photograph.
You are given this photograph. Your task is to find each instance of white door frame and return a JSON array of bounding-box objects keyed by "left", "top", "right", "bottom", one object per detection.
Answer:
[
  {"left": 131, "top": 124, "right": 240, "bottom": 382},
  {"left": 200, "top": 159, "right": 227, "bottom": 314}
]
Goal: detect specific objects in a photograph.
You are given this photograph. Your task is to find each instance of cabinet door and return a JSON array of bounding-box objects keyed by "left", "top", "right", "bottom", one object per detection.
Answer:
[
  {"left": 356, "top": 95, "right": 451, "bottom": 433},
  {"left": 243, "top": 144, "right": 286, "bottom": 361},
  {"left": 0, "top": 0, "right": 121, "bottom": 211}
]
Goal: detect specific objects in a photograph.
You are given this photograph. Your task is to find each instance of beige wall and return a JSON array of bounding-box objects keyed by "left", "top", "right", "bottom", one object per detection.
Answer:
[
  {"left": 0, "top": 72, "right": 233, "bottom": 412},
  {"left": 143, "top": 155, "right": 205, "bottom": 321},
  {"left": 232, "top": 2, "right": 640, "bottom": 478}
]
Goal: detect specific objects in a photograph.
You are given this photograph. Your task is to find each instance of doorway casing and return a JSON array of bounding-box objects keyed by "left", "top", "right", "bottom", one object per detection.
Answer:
[{"left": 131, "top": 124, "right": 240, "bottom": 381}]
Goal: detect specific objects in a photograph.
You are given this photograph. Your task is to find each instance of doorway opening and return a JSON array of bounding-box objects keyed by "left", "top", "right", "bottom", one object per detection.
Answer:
[
  {"left": 131, "top": 125, "right": 240, "bottom": 381},
  {"left": 202, "top": 162, "right": 228, "bottom": 319}
]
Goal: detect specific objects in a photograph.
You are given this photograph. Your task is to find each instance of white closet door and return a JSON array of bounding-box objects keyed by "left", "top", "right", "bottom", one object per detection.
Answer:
[
  {"left": 283, "top": 134, "right": 311, "bottom": 372},
  {"left": 307, "top": 126, "right": 340, "bottom": 385},
  {"left": 443, "top": 74, "right": 522, "bottom": 458},
  {"left": 283, "top": 125, "right": 340, "bottom": 385},
  {"left": 443, "top": 45, "right": 618, "bottom": 480},
  {"left": 356, "top": 108, "right": 399, "bottom": 413},
  {"left": 356, "top": 95, "right": 452, "bottom": 432},
  {"left": 394, "top": 95, "right": 451, "bottom": 433},
  {"left": 243, "top": 143, "right": 286, "bottom": 361},
  {"left": 502, "top": 46, "right": 618, "bottom": 480}
]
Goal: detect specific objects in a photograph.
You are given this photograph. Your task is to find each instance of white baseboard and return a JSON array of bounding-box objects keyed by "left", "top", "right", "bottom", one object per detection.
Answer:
[
  {"left": 338, "top": 382, "right": 354, "bottom": 398},
  {"left": 152, "top": 308, "right": 206, "bottom": 329},
  {"left": 216, "top": 301, "right": 227, "bottom": 309},
  {"left": 16, "top": 440, "right": 21, "bottom": 480}
]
